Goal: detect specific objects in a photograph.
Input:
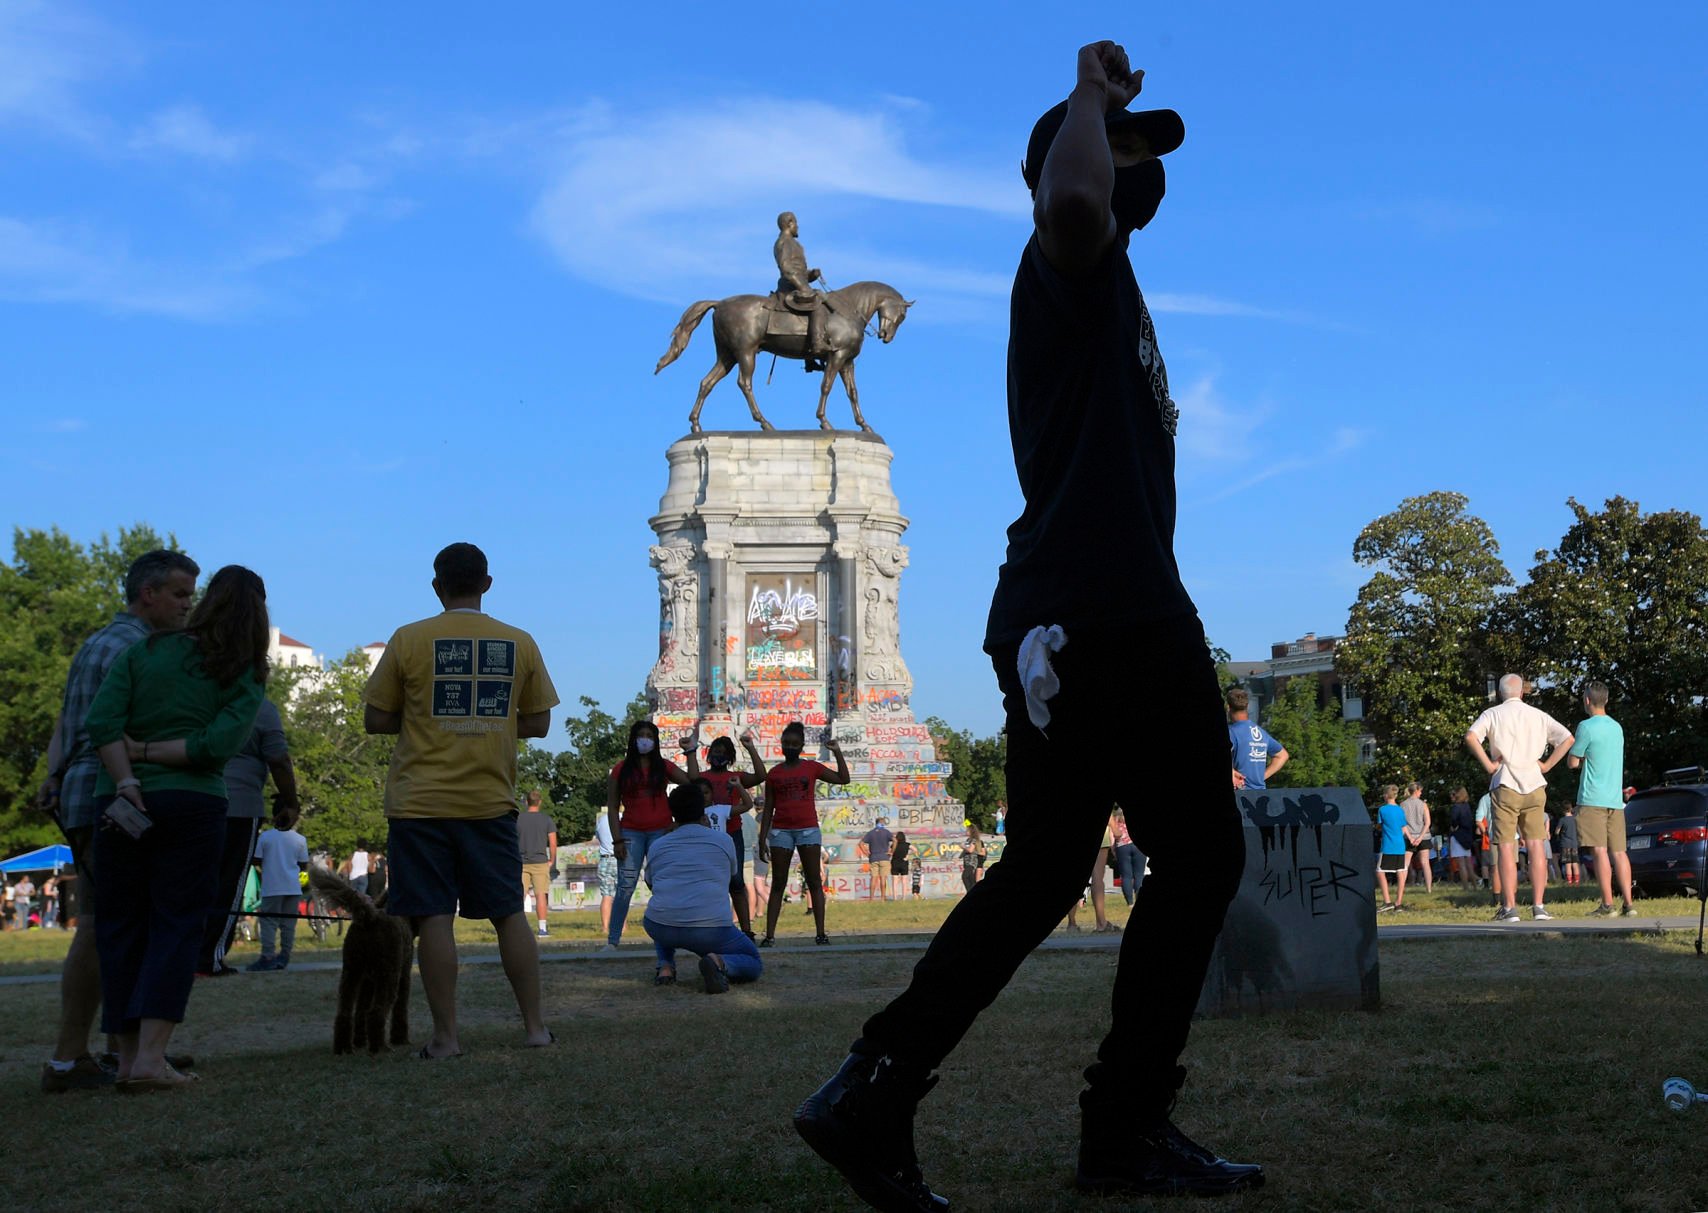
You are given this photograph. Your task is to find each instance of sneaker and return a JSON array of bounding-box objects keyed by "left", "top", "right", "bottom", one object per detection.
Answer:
[
  {"left": 1531, "top": 905, "right": 1554, "bottom": 921},
  {"left": 1078, "top": 1118, "right": 1265, "bottom": 1196},
  {"left": 41, "top": 1055, "right": 115, "bottom": 1093},
  {"left": 1377, "top": 903, "right": 1397, "bottom": 914},
  {"left": 758, "top": 937, "right": 774, "bottom": 948},
  {"left": 596, "top": 942, "right": 620, "bottom": 953},
  {"left": 536, "top": 927, "right": 550, "bottom": 939},
  {"left": 1587, "top": 903, "right": 1617, "bottom": 918},
  {"left": 699, "top": 954, "right": 730, "bottom": 995},
  {"left": 816, "top": 933, "right": 831, "bottom": 946},
  {"left": 794, "top": 1053, "right": 949, "bottom": 1212},
  {"left": 1620, "top": 904, "right": 1638, "bottom": 918},
  {"left": 1492, "top": 907, "right": 1521, "bottom": 923},
  {"left": 244, "top": 956, "right": 279, "bottom": 972}
]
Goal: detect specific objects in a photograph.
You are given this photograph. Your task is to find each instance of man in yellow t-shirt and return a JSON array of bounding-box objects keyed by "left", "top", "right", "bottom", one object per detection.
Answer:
[{"left": 364, "top": 542, "right": 560, "bottom": 1058}]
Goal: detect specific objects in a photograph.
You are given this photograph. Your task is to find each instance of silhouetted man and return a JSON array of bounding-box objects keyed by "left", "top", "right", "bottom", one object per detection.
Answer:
[{"left": 794, "top": 40, "right": 1262, "bottom": 1209}]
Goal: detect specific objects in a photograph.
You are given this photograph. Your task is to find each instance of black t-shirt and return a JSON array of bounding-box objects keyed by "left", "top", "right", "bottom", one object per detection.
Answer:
[
  {"left": 517, "top": 811, "right": 556, "bottom": 863},
  {"left": 1449, "top": 802, "right": 1477, "bottom": 848},
  {"left": 985, "top": 233, "right": 1194, "bottom": 649}
]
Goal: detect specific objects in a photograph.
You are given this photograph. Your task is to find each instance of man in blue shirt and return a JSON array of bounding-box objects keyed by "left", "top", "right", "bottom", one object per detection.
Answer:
[
  {"left": 1567, "top": 681, "right": 1631, "bottom": 917},
  {"left": 1227, "top": 687, "right": 1288, "bottom": 790}
]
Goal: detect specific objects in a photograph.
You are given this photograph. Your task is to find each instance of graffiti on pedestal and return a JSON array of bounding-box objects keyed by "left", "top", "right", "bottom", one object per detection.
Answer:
[{"left": 746, "top": 576, "right": 818, "bottom": 681}]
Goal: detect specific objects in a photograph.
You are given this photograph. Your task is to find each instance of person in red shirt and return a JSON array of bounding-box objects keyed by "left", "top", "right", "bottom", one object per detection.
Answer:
[
  {"left": 602, "top": 721, "right": 689, "bottom": 949},
  {"left": 757, "top": 721, "right": 850, "bottom": 946},
  {"left": 682, "top": 729, "right": 769, "bottom": 937}
]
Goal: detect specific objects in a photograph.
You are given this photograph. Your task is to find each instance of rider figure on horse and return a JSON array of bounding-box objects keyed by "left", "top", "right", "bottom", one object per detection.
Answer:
[{"left": 774, "top": 211, "right": 830, "bottom": 370}]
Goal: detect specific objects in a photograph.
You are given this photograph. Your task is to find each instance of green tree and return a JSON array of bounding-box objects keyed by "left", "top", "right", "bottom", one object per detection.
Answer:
[
  {"left": 924, "top": 716, "right": 1006, "bottom": 827},
  {"left": 274, "top": 652, "right": 394, "bottom": 860},
  {"left": 1336, "top": 492, "right": 1512, "bottom": 799},
  {"left": 516, "top": 745, "right": 592, "bottom": 844},
  {"left": 1262, "top": 674, "right": 1365, "bottom": 792},
  {"left": 1491, "top": 497, "right": 1708, "bottom": 789},
  {"left": 0, "top": 524, "right": 178, "bottom": 854}
]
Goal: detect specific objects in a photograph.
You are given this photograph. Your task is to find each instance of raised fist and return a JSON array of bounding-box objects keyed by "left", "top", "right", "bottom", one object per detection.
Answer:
[{"left": 1077, "top": 40, "right": 1144, "bottom": 111}]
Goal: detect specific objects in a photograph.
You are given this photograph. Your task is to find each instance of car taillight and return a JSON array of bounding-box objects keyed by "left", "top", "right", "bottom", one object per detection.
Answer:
[{"left": 1656, "top": 827, "right": 1708, "bottom": 845}]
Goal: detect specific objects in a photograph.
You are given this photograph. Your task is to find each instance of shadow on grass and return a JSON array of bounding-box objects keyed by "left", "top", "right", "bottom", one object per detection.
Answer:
[{"left": 4, "top": 935, "right": 1707, "bottom": 1210}]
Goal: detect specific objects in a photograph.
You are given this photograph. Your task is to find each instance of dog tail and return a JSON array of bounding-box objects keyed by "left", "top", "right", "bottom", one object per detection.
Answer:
[{"left": 309, "top": 869, "right": 386, "bottom": 925}]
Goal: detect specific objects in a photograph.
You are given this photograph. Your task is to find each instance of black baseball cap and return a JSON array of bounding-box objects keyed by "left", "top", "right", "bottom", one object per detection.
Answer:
[{"left": 1022, "top": 99, "right": 1185, "bottom": 192}]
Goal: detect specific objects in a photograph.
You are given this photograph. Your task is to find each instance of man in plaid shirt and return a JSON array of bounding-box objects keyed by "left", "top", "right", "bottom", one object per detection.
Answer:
[{"left": 36, "top": 549, "right": 198, "bottom": 1093}]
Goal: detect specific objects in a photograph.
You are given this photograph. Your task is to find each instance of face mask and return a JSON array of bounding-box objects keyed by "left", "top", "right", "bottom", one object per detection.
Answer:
[
  {"left": 782, "top": 744, "right": 802, "bottom": 760},
  {"left": 635, "top": 737, "right": 656, "bottom": 755},
  {"left": 1111, "top": 158, "right": 1166, "bottom": 233}
]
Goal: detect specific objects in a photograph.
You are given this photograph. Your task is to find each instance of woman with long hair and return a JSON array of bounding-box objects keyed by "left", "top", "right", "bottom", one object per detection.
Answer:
[
  {"left": 603, "top": 719, "right": 688, "bottom": 948},
  {"left": 756, "top": 721, "right": 850, "bottom": 946},
  {"left": 960, "top": 822, "right": 987, "bottom": 895},
  {"left": 681, "top": 729, "right": 767, "bottom": 938},
  {"left": 83, "top": 565, "right": 270, "bottom": 1090}
]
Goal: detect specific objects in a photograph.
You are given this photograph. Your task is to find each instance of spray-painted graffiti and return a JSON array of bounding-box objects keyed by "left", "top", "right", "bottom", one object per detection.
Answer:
[{"left": 1257, "top": 860, "right": 1365, "bottom": 918}]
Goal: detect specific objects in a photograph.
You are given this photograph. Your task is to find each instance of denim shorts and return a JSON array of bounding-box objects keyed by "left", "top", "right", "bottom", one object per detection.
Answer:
[
  {"left": 387, "top": 814, "right": 525, "bottom": 920},
  {"left": 768, "top": 827, "right": 822, "bottom": 851}
]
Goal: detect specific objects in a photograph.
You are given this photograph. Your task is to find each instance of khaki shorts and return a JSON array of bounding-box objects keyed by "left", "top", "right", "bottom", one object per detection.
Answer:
[
  {"left": 1576, "top": 806, "right": 1627, "bottom": 852},
  {"left": 522, "top": 861, "right": 553, "bottom": 906},
  {"left": 1489, "top": 785, "right": 1549, "bottom": 845},
  {"left": 871, "top": 859, "right": 892, "bottom": 885}
]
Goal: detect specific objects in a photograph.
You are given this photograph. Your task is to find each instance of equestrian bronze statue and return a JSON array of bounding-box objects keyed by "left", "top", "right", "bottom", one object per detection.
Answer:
[{"left": 654, "top": 212, "right": 913, "bottom": 433}]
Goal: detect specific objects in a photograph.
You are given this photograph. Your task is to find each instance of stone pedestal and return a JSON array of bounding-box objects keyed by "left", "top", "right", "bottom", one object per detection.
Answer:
[
  {"left": 644, "top": 431, "right": 970, "bottom": 896},
  {"left": 1196, "top": 786, "right": 1380, "bottom": 1017}
]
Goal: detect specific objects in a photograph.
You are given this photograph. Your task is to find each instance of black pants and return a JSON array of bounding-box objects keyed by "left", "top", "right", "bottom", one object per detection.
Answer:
[
  {"left": 197, "top": 817, "right": 260, "bottom": 973},
  {"left": 96, "top": 790, "right": 227, "bottom": 1032},
  {"left": 857, "top": 613, "right": 1244, "bottom": 1118}
]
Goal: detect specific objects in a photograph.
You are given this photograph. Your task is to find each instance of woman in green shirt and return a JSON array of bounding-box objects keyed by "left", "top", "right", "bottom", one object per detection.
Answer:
[{"left": 85, "top": 565, "right": 269, "bottom": 1092}]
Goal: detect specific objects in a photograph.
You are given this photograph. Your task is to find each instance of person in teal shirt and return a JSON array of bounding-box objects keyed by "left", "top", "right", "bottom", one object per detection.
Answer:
[
  {"left": 83, "top": 565, "right": 269, "bottom": 1091},
  {"left": 1374, "top": 786, "right": 1410, "bottom": 912},
  {"left": 1567, "top": 681, "right": 1631, "bottom": 916}
]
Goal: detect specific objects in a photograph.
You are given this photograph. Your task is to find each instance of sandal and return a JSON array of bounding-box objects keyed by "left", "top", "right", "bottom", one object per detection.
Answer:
[
  {"left": 815, "top": 933, "right": 831, "bottom": 946},
  {"left": 416, "top": 1045, "right": 465, "bottom": 1060},
  {"left": 758, "top": 937, "right": 774, "bottom": 948},
  {"left": 654, "top": 969, "right": 676, "bottom": 986},
  {"left": 116, "top": 1064, "right": 199, "bottom": 1093}
]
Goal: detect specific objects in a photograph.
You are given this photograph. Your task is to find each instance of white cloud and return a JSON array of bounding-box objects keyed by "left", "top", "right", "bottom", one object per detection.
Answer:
[
  {"left": 129, "top": 103, "right": 250, "bottom": 161},
  {"left": 1173, "top": 372, "right": 1369, "bottom": 505},
  {"left": 0, "top": 214, "right": 256, "bottom": 318},
  {"left": 1174, "top": 374, "right": 1271, "bottom": 465},
  {"left": 0, "top": 0, "right": 131, "bottom": 140},
  {"left": 530, "top": 97, "right": 1025, "bottom": 308}
]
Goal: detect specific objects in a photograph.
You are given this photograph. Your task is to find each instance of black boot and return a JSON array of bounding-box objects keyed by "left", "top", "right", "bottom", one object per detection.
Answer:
[
  {"left": 1077, "top": 1113, "right": 1265, "bottom": 1196},
  {"left": 795, "top": 1053, "right": 950, "bottom": 1212}
]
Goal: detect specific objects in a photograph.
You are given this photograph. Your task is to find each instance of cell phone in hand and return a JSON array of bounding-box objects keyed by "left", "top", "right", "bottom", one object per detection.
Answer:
[
  {"left": 819, "top": 728, "right": 834, "bottom": 744},
  {"left": 103, "top": 796, "right": 152, "bottom": 840}
]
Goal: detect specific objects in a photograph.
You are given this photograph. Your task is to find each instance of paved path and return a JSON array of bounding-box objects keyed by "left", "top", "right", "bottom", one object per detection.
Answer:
[{"left": 2, "top": 916, "right": 1700, "bottom": 988}]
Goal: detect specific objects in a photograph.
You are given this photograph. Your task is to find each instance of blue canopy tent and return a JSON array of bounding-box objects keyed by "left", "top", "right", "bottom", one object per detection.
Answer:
[{"left": 0, "top": 844, "right": 73, "bottom": 873}]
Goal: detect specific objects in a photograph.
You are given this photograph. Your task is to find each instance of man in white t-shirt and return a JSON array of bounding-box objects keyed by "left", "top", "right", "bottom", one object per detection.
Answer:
[
  {"left": 1465, "top": 674, "right": 1574, "bottom": 923},
  {"left": 345, "top": 849, "right": 371, "bottom": 895},
  {"left": 247, "top": 808, "right": 310, "bottom": 971}
]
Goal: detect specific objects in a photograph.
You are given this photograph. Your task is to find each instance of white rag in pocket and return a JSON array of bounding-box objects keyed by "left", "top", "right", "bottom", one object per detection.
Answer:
[{"left": 1017, "top": 625, "right": 1068, "bottom": 734}]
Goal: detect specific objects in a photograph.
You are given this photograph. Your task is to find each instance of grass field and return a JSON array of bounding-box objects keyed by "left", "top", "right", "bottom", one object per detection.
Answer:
[
  {"left": 3, "top": 881, "right": 1702, "bottom": 978},
  {"left": 4, "top": 926, "right": 1708, "bottom": 1211}
]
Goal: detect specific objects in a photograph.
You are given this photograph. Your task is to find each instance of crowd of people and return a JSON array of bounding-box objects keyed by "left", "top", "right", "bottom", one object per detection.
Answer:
[{"left": 1366, "top": 674, "right": 1632, "bottom": 920}]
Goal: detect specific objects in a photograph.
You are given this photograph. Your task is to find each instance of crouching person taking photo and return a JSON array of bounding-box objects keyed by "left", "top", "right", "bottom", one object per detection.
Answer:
[{"left": 643, "top": 785, "right": 764, "bottom": 994}]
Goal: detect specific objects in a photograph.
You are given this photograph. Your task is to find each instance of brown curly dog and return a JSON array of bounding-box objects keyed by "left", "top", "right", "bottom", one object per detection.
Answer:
[{"left": 309, "top": 869, "right": 414, "bottom": 1054}]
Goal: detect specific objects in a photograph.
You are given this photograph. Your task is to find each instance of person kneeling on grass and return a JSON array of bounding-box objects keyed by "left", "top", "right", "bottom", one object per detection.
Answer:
[{"left": 643, "top": 784, "right": 763, "bottom": 994}]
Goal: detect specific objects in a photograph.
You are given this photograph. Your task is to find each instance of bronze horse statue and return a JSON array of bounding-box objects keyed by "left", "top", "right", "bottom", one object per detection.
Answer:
[{"left": 654, "top": 281, "right": 913, "bottom": 433}]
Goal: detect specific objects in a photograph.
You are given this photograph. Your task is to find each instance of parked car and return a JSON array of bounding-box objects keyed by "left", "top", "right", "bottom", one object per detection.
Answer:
[{"left": 1626, "top": 782, "right": 1708, "bottom": 899}]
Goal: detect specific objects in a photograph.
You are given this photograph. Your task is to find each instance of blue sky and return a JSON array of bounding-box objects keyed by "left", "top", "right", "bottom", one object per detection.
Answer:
[{"left": 3, "top": 1, "right": 1704, "bottom": 736}]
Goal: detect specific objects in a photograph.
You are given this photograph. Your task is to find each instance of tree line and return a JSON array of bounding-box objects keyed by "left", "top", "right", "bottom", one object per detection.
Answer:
[
  {"left": 4, "top": 494, "right": 1698, "bottom": 855},
  {"left": 0, "top": 524, "right": 1012, "bottom": 856},
  {"left": 1336, "top": 492, "right": 1708, "bottom": 808}
]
